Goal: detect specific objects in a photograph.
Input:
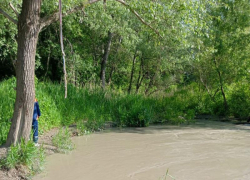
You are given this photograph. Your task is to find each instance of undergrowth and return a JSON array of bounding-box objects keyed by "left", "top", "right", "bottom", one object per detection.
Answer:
[{"left": 0, "top": 139, "right": 45, "bottom": 174}]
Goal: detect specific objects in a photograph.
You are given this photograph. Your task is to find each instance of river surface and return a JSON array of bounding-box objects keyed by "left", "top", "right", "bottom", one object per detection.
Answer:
[{"left": 34, "top": 120, "right": 250, "bottom": 180}]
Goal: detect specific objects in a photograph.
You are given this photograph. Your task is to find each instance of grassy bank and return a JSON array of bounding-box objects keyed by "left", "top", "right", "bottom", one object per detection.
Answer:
[
  {"left": 0, "top": 77, "right": 198, "bottom": 146},
  {"left": 1, "top": 77, "right": 250, "bottom": 146}
]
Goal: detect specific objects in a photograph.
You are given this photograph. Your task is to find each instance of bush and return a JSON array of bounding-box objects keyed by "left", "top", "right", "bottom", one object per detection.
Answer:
[
  {"left": 229, "top": 89, "right": 250, "bottom": 118},
  {"left": 111, "top": 96, "right": 153, "bottom": 127}
]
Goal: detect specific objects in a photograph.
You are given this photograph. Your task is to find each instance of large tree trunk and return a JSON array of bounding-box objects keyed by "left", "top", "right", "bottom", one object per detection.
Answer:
[
  {"left": 100, "top": 31, "right": 113, "bottom": 90},
  {"left": 6, "top": 0, "right": 41, "bottom": 146}
]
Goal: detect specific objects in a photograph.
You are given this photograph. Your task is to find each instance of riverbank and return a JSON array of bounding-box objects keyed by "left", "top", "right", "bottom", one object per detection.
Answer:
[{"left": 0, "top": 128, "right": 60, "bottom": 180}]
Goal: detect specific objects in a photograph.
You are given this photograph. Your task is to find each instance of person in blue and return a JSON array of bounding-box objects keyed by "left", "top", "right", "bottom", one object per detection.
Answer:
[{"left": 32, "top": 98, "right": 41, "bottom": 146}]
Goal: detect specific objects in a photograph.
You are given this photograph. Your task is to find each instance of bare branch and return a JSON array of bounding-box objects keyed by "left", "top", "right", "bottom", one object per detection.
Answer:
[
  {"left": 40, "top": 0, "right": 101, "bottom": 30},
  {"left": 9, "top": 3, "right": 19, "bottom": 17},
  {"left": 0, "top": 7, "right": 17, "bottom": 25},
  {"left": 115, "top": 0, "right": 162, "bottom": 38}
]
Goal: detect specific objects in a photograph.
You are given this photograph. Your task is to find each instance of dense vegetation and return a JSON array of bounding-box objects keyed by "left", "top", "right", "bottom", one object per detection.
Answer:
[
  {"left": 0, "top": 0, "right": 250, "bottom": 146},
  {"left": 0, "top": 77, "right": 198, "bottom": 145}
]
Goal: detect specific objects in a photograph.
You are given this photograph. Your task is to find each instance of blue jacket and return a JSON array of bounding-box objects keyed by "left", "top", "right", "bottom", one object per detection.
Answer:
[{"left": 33, "top": 101, "right": 41, "bottom": 124}]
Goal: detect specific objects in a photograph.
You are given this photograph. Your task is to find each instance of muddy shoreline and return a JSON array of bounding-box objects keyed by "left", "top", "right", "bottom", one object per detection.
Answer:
[{"left": 0, "top": 128, "right": 60, "bottom": 180}]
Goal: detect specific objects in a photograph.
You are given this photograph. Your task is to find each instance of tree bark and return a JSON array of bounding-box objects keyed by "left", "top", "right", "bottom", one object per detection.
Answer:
[
  {"left": 136, "top": 57, "right": 144, "bottom": 94},
  {"left": 6, "top": 0, "right": 42, "bottom": 146},
  {"left": 128, "top": 51, "right": 137, "bottom": 94},
  {"left": 145, "top": 73, "right": 155, "bottom": 95},
  {"left": 44, "top": 47, "right": 51, "bottom": 79},
  {"left": 100, "top": 31, "right": 113, "bottom": 90},
  {"left": 214, "top": 59, "right": 228, "bottom": 113},
  {"left": 217, "top": 69, "right": 228, "bottom": 112}
]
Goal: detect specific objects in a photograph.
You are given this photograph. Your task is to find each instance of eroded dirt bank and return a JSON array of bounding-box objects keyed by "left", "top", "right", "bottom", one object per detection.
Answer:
[{"left": 34, "top": 120, "right": 250, "bottom": 180}]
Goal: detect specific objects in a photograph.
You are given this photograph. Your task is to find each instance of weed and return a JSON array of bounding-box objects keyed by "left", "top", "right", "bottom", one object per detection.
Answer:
[
  {"left": 0, "top": 139, "right": 45, "bottom": 174},
  {"left": 159, "top": 169, "right": 176, "bottom": 180},
  {"left": 76, "top": 121, "right": 91, "bottom": 135},
  {"left": 52, "top": 127, "right": 75, "bottom": 153}
]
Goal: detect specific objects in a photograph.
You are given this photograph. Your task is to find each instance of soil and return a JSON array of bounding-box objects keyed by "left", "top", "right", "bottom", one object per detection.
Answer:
[{"left": 0, "top": 128, "right": 60, "bottom": 180}]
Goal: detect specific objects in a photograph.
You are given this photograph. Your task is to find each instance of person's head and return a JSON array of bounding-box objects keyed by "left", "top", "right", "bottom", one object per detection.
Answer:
[{"left": 35, "top": 98, "right": 37, "bottom": 102}]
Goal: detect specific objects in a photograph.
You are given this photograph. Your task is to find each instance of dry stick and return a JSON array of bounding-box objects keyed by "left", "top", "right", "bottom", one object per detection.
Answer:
[
  {"left": 59, "top": 0, "right": 67, "bottom": 98},
  {"left": 9, "top": 3, "right": 19, "bottom": 17}
]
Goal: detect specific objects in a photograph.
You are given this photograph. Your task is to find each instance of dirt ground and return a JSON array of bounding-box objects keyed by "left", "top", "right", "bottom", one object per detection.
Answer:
[{"left": 0, "top": 128, "right": 60, "bottom": 180}]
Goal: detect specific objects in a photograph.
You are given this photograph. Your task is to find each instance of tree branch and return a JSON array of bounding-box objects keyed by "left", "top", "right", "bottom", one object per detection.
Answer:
[
  {"left": 40, "top": 0, "right": 101, "bottom": 30},
  {"left": 0, "top": 7, "right": 17, "bottom": 25},
  {"left": 9, "top": 3, "right": 19, "bottom": 17},
  {"left": 115, "top": 0, "right": 162, "bottom": 38}
]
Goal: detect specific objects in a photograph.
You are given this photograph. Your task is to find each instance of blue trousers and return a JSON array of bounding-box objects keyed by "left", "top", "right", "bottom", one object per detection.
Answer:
[{"left": 32, "top": 120, "right": 38, "bottom": 143}]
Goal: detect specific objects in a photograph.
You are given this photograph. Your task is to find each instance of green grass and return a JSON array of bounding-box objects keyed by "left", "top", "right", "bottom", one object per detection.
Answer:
[
  {"left": 0, "top": 77, "right": 16, "bottom": 145},
  {"left": 0, "top": 77, "right": 199, "bottom": 146},
  {"left": 52, "top": 127, "right": 75, "bottom": 153},
  {"left": 0, "top": 139, "right": 45, "bottom": 173}
]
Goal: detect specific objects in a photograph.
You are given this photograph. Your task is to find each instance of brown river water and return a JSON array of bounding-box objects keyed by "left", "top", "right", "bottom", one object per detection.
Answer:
[{"left": 34, "top": 120, "right": 250, "bottom": 180}]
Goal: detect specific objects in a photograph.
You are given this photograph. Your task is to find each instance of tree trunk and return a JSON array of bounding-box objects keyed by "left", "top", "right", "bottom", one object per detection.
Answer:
[
  {"left": 136, "top": 57, "right": 144, "bottom": 94},
  {"left": 100, "top": 31, "right": 113, "bottom": 90},
  {"left": 108, "top": 66, "right": 114, "bottom": 86},
  {"left": 214, "top": 59, "right": 228, "bottom": 113},
  {"left": 44, "top": 47, "right": 51, "bottom": 79},
  {"left": 6, "top": 0, "right": 41, "bottom": 146},
  {"left": 128, "top": 51, "right": 137, "bottom": 94},
  {"left": 145, "top": 73, "right": 155, "bottom": 95},
  {"left": 217, "top": 69, "right": 228, "bottom": 113}
]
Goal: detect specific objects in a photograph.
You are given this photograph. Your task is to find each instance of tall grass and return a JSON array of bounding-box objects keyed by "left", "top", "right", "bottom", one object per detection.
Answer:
[
  {"left": 0, "top": 77, "right": 198, "bottom": 146},
  {"left": 0, "top": 139, "right": 45, "bottom": 173},
  {"left": 52, "top": 127, "right": 75, "bottom": 153},
  {"left": 0, "top": 77, "right": 15, "bottom": 145}
]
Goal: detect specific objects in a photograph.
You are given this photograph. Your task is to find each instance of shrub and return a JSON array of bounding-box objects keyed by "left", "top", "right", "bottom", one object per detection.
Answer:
[
  {"left": 111, "top": 96, "right": 153, "bottom": 127},
  {"left": 229, "top": 89, "right": 250, "bottom": 118}
]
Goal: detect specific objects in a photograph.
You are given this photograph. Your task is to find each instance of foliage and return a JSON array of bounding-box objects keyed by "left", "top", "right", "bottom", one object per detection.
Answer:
[
  {"left": 228, "top": 84, "right": 250, "bottom": 118},
  {"left": 76, "top": 121, "right": 91, "bottom": 135},
  {"left": 0, "top": 139, "right": 45, "bottom": 173},
  {"left": 111, "top": 95, "right": 153, "bottom": 127},
  {"left": 0, "top": 0, "right": 250, "bottom": 147},
  {"left": 0, "top": 77, "right": 16, "bottom": 145},
  {"left": 0, "top": 78, "right": 202, "bottom": 146}
]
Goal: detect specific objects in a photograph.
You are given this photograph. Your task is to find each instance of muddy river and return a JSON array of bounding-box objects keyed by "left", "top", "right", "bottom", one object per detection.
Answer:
[{"left": 34, "top": 120, "right": 250, "bottom": 180}]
